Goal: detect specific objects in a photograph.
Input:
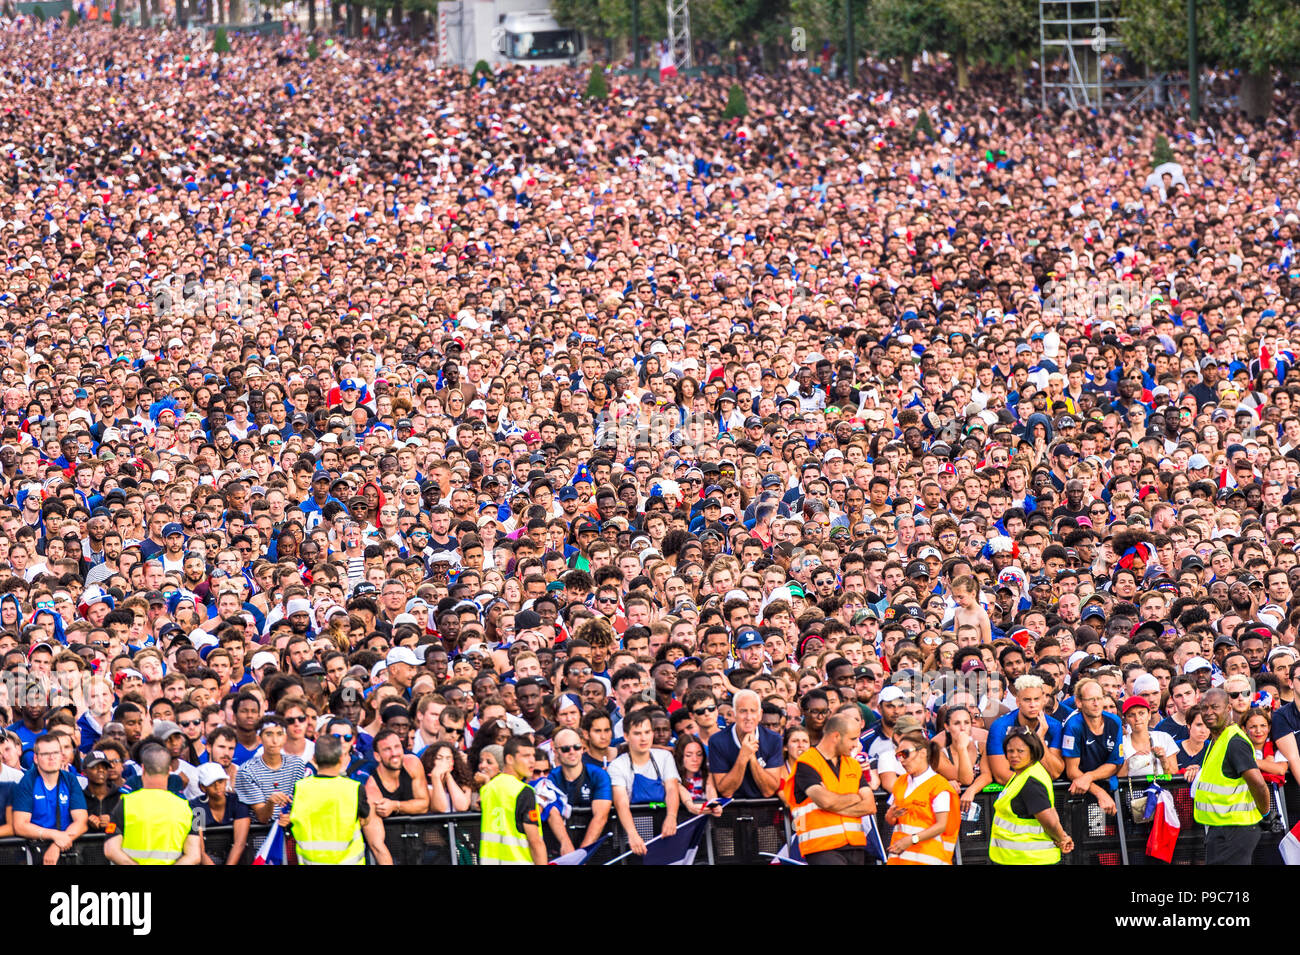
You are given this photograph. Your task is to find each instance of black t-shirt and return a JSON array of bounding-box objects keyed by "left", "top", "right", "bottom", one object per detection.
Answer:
[
  {"left": 1220, "top": 735, "right": 1257, "bottom": 779},
  {"left": 792, "top": 758, "right": 855, "bottom": 804},
  {"left": 1271, "top": 701, "right": 1300, "bottom": 748},
  {"left": 515, "top": 786, "right": 537, "bottom": 831},
  {"left": 1009, "top": 776, "right": 1052, "bottom": 818}
]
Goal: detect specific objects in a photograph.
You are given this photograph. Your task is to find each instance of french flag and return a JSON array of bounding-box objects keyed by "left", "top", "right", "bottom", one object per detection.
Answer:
[
  {"left": 253, "top": 824, "right": 286, "bottom": 865},
  {"left": 1142, "top": 783, "right": 1180, "bottom": 863},
  {"left": 766, "top": 834, "right": 806, "bottom": 865},
  {"left": 550, "top": 834, "right": 607, "bottom": 865},
  {"left": 1280, "top": 817, "right": 1300, "bottom": 865}
]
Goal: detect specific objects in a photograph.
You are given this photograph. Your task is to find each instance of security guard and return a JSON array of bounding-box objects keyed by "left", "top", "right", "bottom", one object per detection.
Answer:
[
  {"left": 1192, "top": 688, "right": 1271, "bottom": 864},
  {"left": 479, "top": 736, "right": 547, "bottom": 865},
  {"left": 289, "top": 733, "right": 392, "bottom": 865},
  {"left": 989, "top": 727, "right": 1073, "bottom": 864},
  {"left": 789, "top": 713, "right": 876, "bottom": 864},
  {"left": 103, "top": 743, "right": 200, "bottom": 865}
]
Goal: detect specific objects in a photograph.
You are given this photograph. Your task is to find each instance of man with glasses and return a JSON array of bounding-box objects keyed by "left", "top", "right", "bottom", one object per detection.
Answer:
[
  {"left": 12, "top": 734, "right": 89, "bottom": 864},
  {"left": 547, "top": 727, "right": 612, "bottom": 850}
]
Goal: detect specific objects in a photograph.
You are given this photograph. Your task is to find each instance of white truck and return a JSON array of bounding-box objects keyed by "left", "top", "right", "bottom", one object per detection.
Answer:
[{"left": 436, "top": 0, "right": 586, "bottom": 71}]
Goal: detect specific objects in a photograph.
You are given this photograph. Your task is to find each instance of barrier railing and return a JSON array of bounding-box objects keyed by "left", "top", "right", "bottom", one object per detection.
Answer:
[{"left": 0, "top": 778, "right": 1285, "bottom": 864}]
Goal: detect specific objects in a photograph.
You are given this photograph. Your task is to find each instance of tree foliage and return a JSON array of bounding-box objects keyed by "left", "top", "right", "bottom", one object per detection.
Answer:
[
  {"left": 1152, "top": 133, "right": 1174, "bottom": 167},
  {"left": 941, "top": 0, "right": 1036, "bottom": 67},
  {"left": 214, "top": 25, "right": 230, "bottom": 52},
  {"left": 868, "top": 0, "right": 952, "bottom": 64},
  {"left": 1118, "top": 0, "right": 1188, "bottom": 72},
  {"left": 723, "top": 82, "right": 748, "bottom": 116},
  {"left": 1124, "top": 0, "right": 1300, "bottom": 76},
  {"left": 585, "top": 63, "right": 608, "bottom": 98}
]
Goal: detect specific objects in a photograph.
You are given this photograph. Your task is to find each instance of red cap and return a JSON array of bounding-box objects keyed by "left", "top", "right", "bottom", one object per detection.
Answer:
[{"left": 1122, "top": 696, "right": 1151, "bottom": 715}]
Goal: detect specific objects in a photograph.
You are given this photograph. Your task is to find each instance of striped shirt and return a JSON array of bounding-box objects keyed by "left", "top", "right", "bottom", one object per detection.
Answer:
[{"left": 233, "top": 752, "right": 307, "bottom": 818}]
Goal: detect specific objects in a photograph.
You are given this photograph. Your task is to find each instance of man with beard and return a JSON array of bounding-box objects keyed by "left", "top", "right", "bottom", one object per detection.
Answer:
[{"left": 364, "top": 728, "right": 430, "bottom": 816}]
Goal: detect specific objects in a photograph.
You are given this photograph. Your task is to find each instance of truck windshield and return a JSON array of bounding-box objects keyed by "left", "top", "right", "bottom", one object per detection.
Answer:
[{"left": 506, "top": 30, "right": 577, "bottom": 60}]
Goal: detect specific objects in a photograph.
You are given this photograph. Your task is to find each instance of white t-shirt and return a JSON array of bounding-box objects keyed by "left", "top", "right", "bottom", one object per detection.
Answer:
[
  {"left": 1120, "top": 731, "right": 1177, "bottom": 776},
  {"left": 892, "top": 767, "right": 953, "bottom": 812},
  {"left": 607, "top": 749, "right": 679, "bottom": 792}
]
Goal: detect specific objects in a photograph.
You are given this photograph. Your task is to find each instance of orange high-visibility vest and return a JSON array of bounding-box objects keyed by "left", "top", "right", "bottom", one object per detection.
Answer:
[
  {"left": 886, "top": 770, "right": 960, "bottom": 865},
  {"left": 791, "top": 746, "right": 868, "bottom": 855}
]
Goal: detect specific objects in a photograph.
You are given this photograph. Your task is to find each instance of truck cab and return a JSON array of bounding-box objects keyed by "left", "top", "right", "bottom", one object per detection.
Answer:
[{"left": 495, "top": 11, "right": 584, "bottom": 67}]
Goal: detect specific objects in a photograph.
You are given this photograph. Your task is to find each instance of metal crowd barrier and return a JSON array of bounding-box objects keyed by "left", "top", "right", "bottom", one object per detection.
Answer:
[
  {"left": 0, "top": 780, "right": 1285, "bottom": 864},
  {"left": 873, "top": 775, "right": 1287, "bottom": 866},
  {"left": 0, "top": 799, "right": 793, "bottom": 866}
]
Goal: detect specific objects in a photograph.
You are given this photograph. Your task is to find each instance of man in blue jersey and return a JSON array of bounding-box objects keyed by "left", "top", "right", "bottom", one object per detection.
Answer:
[
  {"left": 12, "top": 735, "right": 89, "bottom": 864},
  {"left": 984, "top": 675, "right": 1065, "bottom": 784},
  {"left": 1061, "top": 677, "right": 1121, "bottom": 815}
]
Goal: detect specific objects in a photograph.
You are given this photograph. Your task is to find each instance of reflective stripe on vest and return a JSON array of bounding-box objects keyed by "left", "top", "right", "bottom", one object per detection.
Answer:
[
  {"left": 790, "top": 747, "right": 868, "bottom": 855},
  {"left": 1192, "top": 725, "right": 1264, "bottom": 827},
  {"left": 988, "top": 762, "right": 1060, "bottom": 866},
  {"left": 290, "top": 775, "right": 366, "bottom": 865},
  {"left": 886, "top": 772, "right": 960, "bottom": 866},
  {"left": 479, "top": 773, "right": 534, "bottom": 864},
  {"left": 121, "top": 788, "right": 193, "bottom": 866}
]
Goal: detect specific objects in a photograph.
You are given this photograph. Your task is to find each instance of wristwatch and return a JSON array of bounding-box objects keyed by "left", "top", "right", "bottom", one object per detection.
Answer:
[{"left": 910, "top": 835, "right": 919, "bottom": 846}]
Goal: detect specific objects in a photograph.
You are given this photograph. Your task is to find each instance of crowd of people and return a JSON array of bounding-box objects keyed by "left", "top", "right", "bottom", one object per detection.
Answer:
[{"left": 0, "top": 14, "right": 1297, "bottom": 866}]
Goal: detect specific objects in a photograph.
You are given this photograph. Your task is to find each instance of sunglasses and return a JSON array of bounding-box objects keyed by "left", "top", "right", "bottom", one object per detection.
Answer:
[
  {"left": 1227, "top": 691, "right": 1250, "bottom": 700},
  {"left": 894, "top": 747, "right": 921, "bottom": 760},
  {"left": 331, "top": 732, "right": 354, "bottom": 741},
  {"left": 557, "top": 744, "right": 583, "bottom": 754},
  {"left": 692, "top": 705, "right": 718, "bottom": 716}
]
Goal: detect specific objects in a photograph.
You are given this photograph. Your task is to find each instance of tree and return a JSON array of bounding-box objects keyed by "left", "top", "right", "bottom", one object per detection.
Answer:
[
  {"left": 585, "top": 63, "right": 608, "bottom": 99},
  {"left": 941, "top": 0, "right": 1036, "bottom": 88},
  {"left": 1122, "top": 0, "right": 1300, "bottom": 116},
  {"left": 111, "top": 7, "right": 122, "bottom": 26},
  {"left": 553, "top": 0, "right": 668, "bottom": 60},
  {"left": 868, "top": 0, "right": 952, "bottom": 83},
  {"left": 1152, "top": 133, "right": 1175, "bottom": 167},
  {"left": 33, "top": 4, "right": 45, "bottom": 20},
  {"left": 307, "top": 38, "right": 319, "bottom": 58},
  {"left": 214, "top": 25, "right": 231, "bottom": 52},
  {"left": 723, "top": 82, "right": 748, "bottom": 117}
]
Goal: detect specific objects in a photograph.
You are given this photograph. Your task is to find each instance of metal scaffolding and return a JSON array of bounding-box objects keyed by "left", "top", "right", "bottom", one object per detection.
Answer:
[
  {"left": 666, "top": 0, "right": 693, "bottom": 70},
  {"left": 1039, "top": 0, "right": 1175, "bottom": 110}
]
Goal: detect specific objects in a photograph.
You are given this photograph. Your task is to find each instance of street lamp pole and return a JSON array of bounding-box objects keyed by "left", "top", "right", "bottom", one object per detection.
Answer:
[
  {"left": 1188, "top": 0, "right": 1199, "bottom": 123},
  {"left": 845, "top": 0, "right": 855, "bottom": 84}
]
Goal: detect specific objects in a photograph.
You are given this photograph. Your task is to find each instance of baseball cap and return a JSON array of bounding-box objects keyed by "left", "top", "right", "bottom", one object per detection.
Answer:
[
  {"left": 196, "top": 763, "right": 229, "bottom": 788},
  {"left": 878, "top": 686, "right": 906, "bottom": 704},
  {"left": 1121, "top": 696, "right": 1151, "bottom": 715},
  {"left": 83, "top": 751, "right": 110, "bottom": 770},
  {"left": 150, "top": 720, "right": 184, "bottom": 741},
  {"left": 162, "top": 522, "right": 185, "bottom": 538},
  {"left": 1183, "top": 656, "right": 1213, "bottom": 673},
  {"left": 734, "top": 627, "right": 763, "bottom": 649},
  {"left": 386, "top": 646, "right": 421, "bottom": 667}
]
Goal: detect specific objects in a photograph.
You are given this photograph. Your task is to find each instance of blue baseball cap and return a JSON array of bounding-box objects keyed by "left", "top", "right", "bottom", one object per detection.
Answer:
[
  {"left": 162, "top": 523, "right": 186, "bottom": 538},
  {"left": 735, "top": 627, "right": 763, "bottom": 649}
]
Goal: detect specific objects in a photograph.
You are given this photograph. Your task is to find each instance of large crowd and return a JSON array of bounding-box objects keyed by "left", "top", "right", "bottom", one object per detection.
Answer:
[{"left": 0, "top": 13, "right": 1297, "bottom": 866}]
